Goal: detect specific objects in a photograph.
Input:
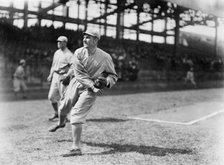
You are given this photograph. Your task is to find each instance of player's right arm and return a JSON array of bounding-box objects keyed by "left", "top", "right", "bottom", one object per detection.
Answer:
[{"left": 72, "top": 49, "right": 95, "bottom": 89}]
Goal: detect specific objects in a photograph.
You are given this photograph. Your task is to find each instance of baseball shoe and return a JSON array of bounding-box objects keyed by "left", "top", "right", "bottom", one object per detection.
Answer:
[
  {"left": 48, "top": 114, "right": 58, "bottom": 121},
  {"left": 61, "top": 149, "right": 82, "bottom": 157},
  {"left": 48, "top": 123, "right": 65, "bottom": 132}
]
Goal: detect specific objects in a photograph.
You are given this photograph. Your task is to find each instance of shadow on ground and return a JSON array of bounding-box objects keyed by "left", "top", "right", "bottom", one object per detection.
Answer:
[
  {"left": 84, "top": 141, "right": 193, "bottom": 156},
  {"left": 56, "top": 139, "right": 193, "bottom": 156}
]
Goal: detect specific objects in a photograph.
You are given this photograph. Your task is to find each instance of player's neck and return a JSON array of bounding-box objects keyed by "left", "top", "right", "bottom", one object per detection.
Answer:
[
  {"left": 60, "top": 47, "right": 66, "bottom": 51},
  {"left": 87, "top": 46, "right": 97, "bottom": 55}
]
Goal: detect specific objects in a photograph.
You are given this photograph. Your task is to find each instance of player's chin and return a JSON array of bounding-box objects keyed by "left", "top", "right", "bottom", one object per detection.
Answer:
[{"left": 83, "top": 43, "right": 88, "bottom": 47}]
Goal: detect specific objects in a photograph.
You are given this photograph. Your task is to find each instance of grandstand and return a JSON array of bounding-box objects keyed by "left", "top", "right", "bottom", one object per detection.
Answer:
[{"left": 0, "top": 0, "right": 224, "bottom": 90}]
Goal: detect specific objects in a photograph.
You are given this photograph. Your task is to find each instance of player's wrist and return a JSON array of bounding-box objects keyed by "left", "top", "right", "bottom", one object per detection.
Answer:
[{"left": 90, "top": 85, "right": 96, "bottom": 91}]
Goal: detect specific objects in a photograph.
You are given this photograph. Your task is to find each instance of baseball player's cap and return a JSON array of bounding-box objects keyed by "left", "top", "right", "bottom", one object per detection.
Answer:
[
  {"left": 83, "top": 29, "right": 100, "bottom": 40},
  {"left": 20, "top": 59, "right": 26, "bottom": 64},
  {"left": 57, "top": 36, "right": 68, "bottom": 42}
]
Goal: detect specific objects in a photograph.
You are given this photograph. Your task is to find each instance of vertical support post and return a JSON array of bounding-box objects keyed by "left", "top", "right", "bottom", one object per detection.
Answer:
[
  {"left": 84, "top": 0, "right": 89, "bottom": 31},
  {"left": 116, "top": 0, "right": 121, "bottom": 40},
  {"left": 173, "top": 7, "right": 180, "bottom": 56},
  {"left": 62, "top": 5, "right": 68, "bottom": 28},
  {"left": 116, "top": 0, "right": 125, "bottom": 40},
  {"left": 136, "top": 6, "right": 140, "bottom": 41},
  {"left": 104, "top": 0, "right": 109, "bottom": 36},
  {"left": 214, "top": 16, "right": 218, "bottom": 56},
  {"left": 9, "top": 1, "right": 14, "bottom": 24},
  {"left": 23, "top": 0, "right": 28, "bottom": 29},
  {"left": 151, "top": 9, "right": 154, "bottom": 43},
  {"left": 77, "top": 0, "right": 80, "bottom": 30},
  {"left": 52, "top": 0, "right": 55, "bottom": 26},
  {"left": 164, "top": 16, "right": 168, "bottom": 44},
  {"left": 37, "top": 1, "right": 42, "bottom": 26},
  {"left": 116, "top": 0, "right": 120, "bottom": 40}
]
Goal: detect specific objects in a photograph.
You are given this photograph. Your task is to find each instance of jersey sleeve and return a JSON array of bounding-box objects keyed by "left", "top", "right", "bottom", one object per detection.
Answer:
[
  {"left": 104, "top": 56, "right": 118, "bottom": 88},
  {"left": 49, "top": 52, "right": 57, "bottom": 76}
]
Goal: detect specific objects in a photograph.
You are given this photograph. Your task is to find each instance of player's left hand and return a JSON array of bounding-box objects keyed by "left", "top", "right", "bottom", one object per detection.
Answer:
[
  {"left": 60, "top": 74, "right": 67, "bottom": 81},
  {"left": 60, "top": 75, "right": 70, "bottom": 86},
  {"left": 94, "top": 77, "right": 107, "bottom": 89}
]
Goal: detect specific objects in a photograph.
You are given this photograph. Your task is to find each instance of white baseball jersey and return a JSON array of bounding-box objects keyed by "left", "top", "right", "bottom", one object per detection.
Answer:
[
  {"left": 14, "top": 65, "right": 25, "bottom": 79},
  {"left": 72, "top": 47, "right": 118, "bottom": 88},
  {"left": 48, "top": 48, "right": 73, "bottom": 103},
  {"left": 49, "top": 48, "right": 73, "bottom": 75},
  {"left": 13, "top": 65, "right": 27, "bottom": 92}
]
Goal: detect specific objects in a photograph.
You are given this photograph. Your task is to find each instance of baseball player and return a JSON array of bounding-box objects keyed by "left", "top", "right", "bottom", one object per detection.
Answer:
[
  {"left": 13, "top": 59, "right": 28, "bottom": 99},
  {"left": 48, "top": 29, "right": 118, "bottom": 157},
  {"left": 47, "top": 36, "right": 73, "bottom": 121},
  {"left": 184, "top": 67, "right": 197, "bottom": 88}
]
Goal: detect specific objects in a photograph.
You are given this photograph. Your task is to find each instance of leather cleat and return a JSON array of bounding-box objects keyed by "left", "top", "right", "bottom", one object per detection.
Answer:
[
  {"left": 61, "top": 149, "right": 82, "bottom": 157},
  {"left": 48, "top": 114, "right": 58, "bottom": 121},
  {"left": 48, "top": 123, "right": 65, "bottom": 132}
]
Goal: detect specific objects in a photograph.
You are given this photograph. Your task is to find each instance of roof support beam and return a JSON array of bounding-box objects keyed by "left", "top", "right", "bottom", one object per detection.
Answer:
[{"left": 90, "top": 3, "right": 136, "bottom": 22}]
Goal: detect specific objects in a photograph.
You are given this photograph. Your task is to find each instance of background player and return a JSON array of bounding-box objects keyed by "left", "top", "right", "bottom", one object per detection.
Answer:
[
  {"left": 13, "top": 59, "right": 28, "bottom": 99},
  {"left": 47, "top": 36, "right": 73, "bottom": 121},
  {"left": 184, "top": 67, "right": 197, "bottom": 88}
]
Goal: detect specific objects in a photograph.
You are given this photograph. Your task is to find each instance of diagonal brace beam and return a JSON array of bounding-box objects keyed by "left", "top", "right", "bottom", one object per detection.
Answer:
[
  {"left": 90, "top": 3, "right": 136, "bottom": 23},
  {"left": 38, "top": 3, "right": 61, "bottom": 14}
]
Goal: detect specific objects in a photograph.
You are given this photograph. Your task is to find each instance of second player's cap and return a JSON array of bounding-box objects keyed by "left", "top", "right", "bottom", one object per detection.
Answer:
[
  {"left": 57, "top": 36, "right": 68, "bottom": 42},
  {"left": 83, "top": 29, "right": 100, "bottom": 40}
]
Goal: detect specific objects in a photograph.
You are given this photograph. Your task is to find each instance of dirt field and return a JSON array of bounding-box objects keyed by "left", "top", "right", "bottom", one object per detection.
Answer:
[{"left": 0, "top": 88, "right": 224, "bottom": 165}]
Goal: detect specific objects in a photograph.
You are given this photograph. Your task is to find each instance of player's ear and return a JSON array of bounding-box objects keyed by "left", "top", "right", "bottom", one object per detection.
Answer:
[{"left": 94, "top": 37, "right": 99, "bottom": 44}]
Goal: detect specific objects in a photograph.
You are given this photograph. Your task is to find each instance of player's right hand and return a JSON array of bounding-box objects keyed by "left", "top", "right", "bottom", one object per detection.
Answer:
[{"left": 91, "top": 87, "right": 103, "bottom": 96}]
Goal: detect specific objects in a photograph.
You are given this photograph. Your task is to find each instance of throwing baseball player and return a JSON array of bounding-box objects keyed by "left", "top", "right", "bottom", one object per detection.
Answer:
[
  {"left": 48, "top": 29, "right": 118, "bottom": 157},
  {"left": 47, "top": 36, "right": 73, "bottom": 121},
  {"left": 13, "top": 59, "right": 28, "bottom": 99}
]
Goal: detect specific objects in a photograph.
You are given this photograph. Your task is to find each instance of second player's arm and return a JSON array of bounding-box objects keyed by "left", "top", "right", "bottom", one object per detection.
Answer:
[
  {"left": 47, "top": 53, "right": 56, "bottom": 81},
  {"left": 104, "top": 57, "right": 118, "bottom": 88}
]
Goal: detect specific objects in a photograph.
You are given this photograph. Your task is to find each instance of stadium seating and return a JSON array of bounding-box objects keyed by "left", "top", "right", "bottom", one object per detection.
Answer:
[{"left": 0, "top": 20, "right": 223, "bottom": 86}]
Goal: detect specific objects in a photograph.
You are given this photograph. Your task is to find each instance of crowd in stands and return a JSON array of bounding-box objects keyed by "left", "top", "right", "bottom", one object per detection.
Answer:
[{"left": 0, "top": 18, "right": 224, "bottom": 83}]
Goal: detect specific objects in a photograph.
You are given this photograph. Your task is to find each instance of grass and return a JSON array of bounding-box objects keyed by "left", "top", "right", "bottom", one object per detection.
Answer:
[{"left": 0, "top": 88, "right": 224, "bottom": 165}]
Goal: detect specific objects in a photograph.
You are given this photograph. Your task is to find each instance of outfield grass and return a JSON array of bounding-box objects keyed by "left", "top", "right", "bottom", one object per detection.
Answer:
[{"left": 0, "top": 88, "right": 224, "bottom": 165}]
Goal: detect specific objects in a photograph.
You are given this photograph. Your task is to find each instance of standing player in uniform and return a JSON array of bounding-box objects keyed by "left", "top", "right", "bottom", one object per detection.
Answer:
[
  {"left": 48, "top": 29, "right": 118, "bottom": 156},
  {"left": 184, "top": 67, "right": 197, "bottom": 88},
  {"left": 13, "top": 59, "right": 28, "bottom": 99},
  {"left": 47, "top": 36, "right": 73, "bottom": 121}
]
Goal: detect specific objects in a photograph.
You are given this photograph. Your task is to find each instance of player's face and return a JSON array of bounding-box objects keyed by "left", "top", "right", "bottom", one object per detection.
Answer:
[
  {"left": 83, "top": 34, "right": 97, "bottom": 48},
  {"left": 57, "top": 41, "right": 66, "bottom": 49}
]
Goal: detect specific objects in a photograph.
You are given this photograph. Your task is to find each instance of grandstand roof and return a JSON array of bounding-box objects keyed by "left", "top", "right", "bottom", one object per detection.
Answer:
[{"left": 162, "top": 0, "right": 224, "bottom": 17}]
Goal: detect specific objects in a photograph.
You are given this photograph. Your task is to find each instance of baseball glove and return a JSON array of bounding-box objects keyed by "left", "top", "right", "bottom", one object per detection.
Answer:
[
  {"left": 94, "top": 71, "right": 108, "bottom": 89},
  {"left": 61, "top": 76, "right": 70, "bottom": 86}
]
